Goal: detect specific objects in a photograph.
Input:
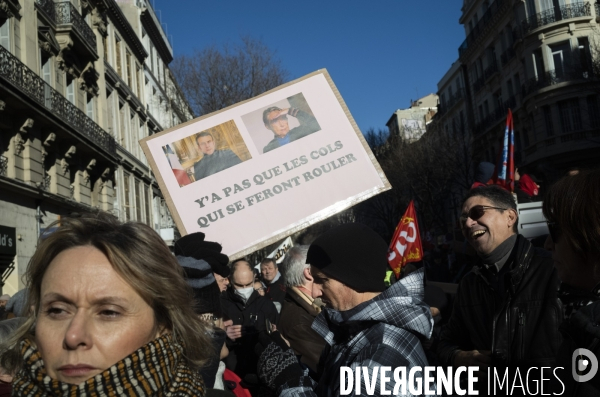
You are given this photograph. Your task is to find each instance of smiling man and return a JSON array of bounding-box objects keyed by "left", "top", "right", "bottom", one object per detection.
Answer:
[
  {"left": 193, "top": 131, "right": 242, "bottom": 181},
  {"left": 262, "top": 106, "right": 320, "bottom": 153},
  {"left": 438, "top": 186, "right": 562, "bottom": 390}
]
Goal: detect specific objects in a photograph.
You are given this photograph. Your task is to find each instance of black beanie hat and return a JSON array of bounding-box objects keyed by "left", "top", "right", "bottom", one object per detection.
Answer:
[
  {"left": 306, "top": 223, "right": 388, "bottom": 292},
  {"left": 176, "top": 255, "right": 223, "bottom": 317},
  {"left": 174, "top": 232, "right": 230, "bottom": 277}
]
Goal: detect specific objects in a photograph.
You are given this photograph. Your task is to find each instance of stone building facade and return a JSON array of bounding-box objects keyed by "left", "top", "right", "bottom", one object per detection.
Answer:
[
  {"left": 435, "top": 0, "right": 600, "bottom": 181},
  {"left": 0, "top": 0, "right": 193, "bottom": 294},
  {"left": 386, "top": 93, "right": 438, "bottom": 143}
]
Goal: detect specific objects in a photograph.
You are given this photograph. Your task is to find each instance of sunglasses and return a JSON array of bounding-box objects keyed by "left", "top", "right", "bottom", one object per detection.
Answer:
[
  {"left": 460, "top": 205, "right": 507, "bottom": 223},
  {"left": 268, "top": 115, "right": 288, "bottom": 125},
  {"left": 547, "top": 221, "right": 560, "bottom": 242}
]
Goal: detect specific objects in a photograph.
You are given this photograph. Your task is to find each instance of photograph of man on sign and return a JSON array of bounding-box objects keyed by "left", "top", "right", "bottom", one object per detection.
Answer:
[
  {"left": 162, "top": 119, "right": 251, "bottom": 186},
  {"left": 242, "top": 92, "right": 321, "bottom": 154}
]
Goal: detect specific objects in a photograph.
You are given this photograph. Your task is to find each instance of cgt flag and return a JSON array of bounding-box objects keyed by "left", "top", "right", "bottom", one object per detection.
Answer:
[{"left": 388, "top": 200, "right": 423, "bottom": 279}]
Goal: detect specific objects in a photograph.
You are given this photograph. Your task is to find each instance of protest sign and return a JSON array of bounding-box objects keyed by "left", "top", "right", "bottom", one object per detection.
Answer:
[{"left": 140, "top": 69, "right": 390, "bottom": 259}]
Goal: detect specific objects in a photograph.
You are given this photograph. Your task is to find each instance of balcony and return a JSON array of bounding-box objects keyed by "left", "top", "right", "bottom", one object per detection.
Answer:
[
  {"left": 0, "top": 45, "right": 116, "bottom": 156},
  {"left": 55, "top": 2, "right": 96, "bottom": 48},
  {"left": 484, "top": 61, "right": 499, "bottom": 81},
  {"left": 521, "top": 2, "right": 591, "bottom": 35},
  {"left": 458, "top": 0, "right": 509, "bottom": 58},
  {"left": 0, "top": 156, "right": 7, "bottom": 177},
  {"left": 524, "top": 128, "right": 600, "bottom": 159},
  {"left": 438, "top": 89, "right": 465, "bottom": 118},
  {"left": 521, "top": 65, "right": 596, "bottom": 98},
  {"left": 474, "top": 98, "right": 516, "bottom": 136},
  {"left": 35, "top": 0, "right": 56, "bottom": 23}
]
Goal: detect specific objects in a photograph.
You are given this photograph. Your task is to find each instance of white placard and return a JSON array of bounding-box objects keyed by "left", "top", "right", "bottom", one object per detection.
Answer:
[{"left": 140, "top": 69, "right": 390, "bottom": 259}]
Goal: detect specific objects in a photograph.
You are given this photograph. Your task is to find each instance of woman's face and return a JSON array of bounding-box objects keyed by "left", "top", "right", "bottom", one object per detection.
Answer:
[{"left": 35, "top": 246, "right": 160, "bottom": 384}]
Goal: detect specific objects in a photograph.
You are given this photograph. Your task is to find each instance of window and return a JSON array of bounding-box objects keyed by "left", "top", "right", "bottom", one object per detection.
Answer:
[
  {"left": 119, "top": 100, "right": 127, "bottom": 145},
  {"left": 124, "top": 172, "right": 131, "bottom": 221},
  {"left": 494, "top": 90, "right": 503, "bottom": 110},
  {"left": 115, "top": 36, "right": 122, "bottom": 77},
  {"left": 533, "top": 49, "right": 544, "bottom": 79},
  {"left": 579, "top": 37, "right": 591, "bottom": 78},
  {"left": 586, "top": 95, "right": 600, "bottom": 129},
  {"left": 507, "top": 78, "right": 514, "bottom": 98},
  {"left": 0, "top": 20, "right": 10, "bottom": 50},
  {"left": 66, "top": 78, "right": 75, "bottom": 104},
  {"left": 103, "top": 35, "right": 109, "bottom": 62},
  {"left": 543, "top": 106, "right": 554, "bottom": 136},
  {"left": 41, "top": 54, "right": 52, "bottom": 105},
  {"left": 483, "top": 100, "right": 490, "bottom": 117},
  {"left": 514, "top": 73, "right": 521, "bottom": 94},
  {"left": 144, "top": 185, "right": 152, "bottom": 226},
  {"left": 130, "top": 112, "right": 137, "bottom": 153},
  {"left": 136, "top": 64, "right": 142, "bottom": 98},
  {"left": 558, "top": 99, "right": 582, "bottom": 132},
  {"left": 135, "top": 179, "right": 142, "bottom": 221},
  {"left": 126, "top": 51, "right": 132, "bottom": 87},
  {"left": 549, "top": 42, "right": 571, "bottom": 79},
  {"left": 107, "top": 89, "right": 117, "bottom": 138},
  {"left": 86, "top": 93, "right": 95, "bottom": 120},
  {"left": 540, "top": 0, "right": 553, "bottom": 12},
  {"left": 522, "top": 128, "right": 530, "bottom": 148}
]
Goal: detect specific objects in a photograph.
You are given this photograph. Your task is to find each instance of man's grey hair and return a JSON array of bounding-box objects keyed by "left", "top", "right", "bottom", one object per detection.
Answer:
[{"left": 280, "top": 245, "right": 310, "bottom": 288}]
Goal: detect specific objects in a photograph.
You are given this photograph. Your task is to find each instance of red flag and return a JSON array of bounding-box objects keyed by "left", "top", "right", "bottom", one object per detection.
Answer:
[{"left": 388, "top": 200, "right": 423, "bottom": 279}]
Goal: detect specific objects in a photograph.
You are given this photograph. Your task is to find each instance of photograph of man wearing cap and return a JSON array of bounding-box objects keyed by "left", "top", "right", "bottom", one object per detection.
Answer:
[
  {"left": 262, "top": 106, "right": 320, "bottom": 153},
  {"left": 256, "top": 223, "right": 433, "bottom": 396}
]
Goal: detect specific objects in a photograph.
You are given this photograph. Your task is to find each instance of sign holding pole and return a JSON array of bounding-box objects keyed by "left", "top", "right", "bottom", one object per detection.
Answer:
[{"left": 140, "top": 69, "right": 390, "bottom": 259}]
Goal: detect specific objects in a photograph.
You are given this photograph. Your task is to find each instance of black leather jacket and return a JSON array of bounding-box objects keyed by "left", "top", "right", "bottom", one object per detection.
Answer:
[{"left": 438, "top": 234, "right": 563, "bottom": 367}]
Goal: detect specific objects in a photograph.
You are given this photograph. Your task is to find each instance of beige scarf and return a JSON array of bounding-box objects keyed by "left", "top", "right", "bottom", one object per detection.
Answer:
[{"left": 12, "top": 333, "right": 205, "bottom": 396}]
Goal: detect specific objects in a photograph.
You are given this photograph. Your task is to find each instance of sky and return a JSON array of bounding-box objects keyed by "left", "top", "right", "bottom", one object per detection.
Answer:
[{"left": 151, "top": 0, "right": 465, "bottom": 133}]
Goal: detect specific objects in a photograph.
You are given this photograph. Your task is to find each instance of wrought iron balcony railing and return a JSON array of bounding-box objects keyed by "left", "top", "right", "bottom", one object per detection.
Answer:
[
  {"left": 474, "top": 97, "right": 516, "bottom": 136},
  {"left": 458, "top": 0, "right": 508, "bottom": 58},
  {"left": 55, "top": 1, "right": 97, "bottom": 48},
  {"left": 521, "top": 65, "right": 596, "bottom": 98},
  {"left": 521, "top": 2, "right": 591, "bottom": 34},
  {"left": 35, "top": 0, "right": 56, "bottom": 22},
  {"left": 0, "top": 155, "right": 7, "bottom": 177},
  {"left": 0, "top": 45, "right": 116, "bottom": 155}
]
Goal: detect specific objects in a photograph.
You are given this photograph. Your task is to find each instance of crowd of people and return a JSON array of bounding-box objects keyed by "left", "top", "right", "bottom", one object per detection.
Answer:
[{"left": 0, "top": 168, "right": 597, "bottom": 396}]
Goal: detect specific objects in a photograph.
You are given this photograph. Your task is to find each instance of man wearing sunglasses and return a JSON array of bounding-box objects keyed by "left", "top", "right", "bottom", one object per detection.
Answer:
[
  {"left": 438, "top": 185, "right": 562, "bottom": 390},
  {"left": 262, "top": 106, "right": 320, "bottom": 153}
]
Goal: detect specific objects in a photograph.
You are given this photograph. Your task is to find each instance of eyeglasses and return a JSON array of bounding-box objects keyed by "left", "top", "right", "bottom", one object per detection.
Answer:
[
  {"left": 460, "top": 205, "right": 507, "bottom": 223},
  {"left": 547, "top": 221, "right": 560, "bottom": 242},
  {"left": 268, "top": 115, "right": 288, "bottom": 125}
]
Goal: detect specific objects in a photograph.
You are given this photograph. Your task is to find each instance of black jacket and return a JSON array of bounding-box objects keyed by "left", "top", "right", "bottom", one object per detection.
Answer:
[
  {"left": 264, "top": 277, "right": 286, "bottom": 310},
  {"left": 221, "top": 288, "right": 278, "bottom": 380},
  {"left": 438, "top": 234, "right": 563, "bottom": 368}
]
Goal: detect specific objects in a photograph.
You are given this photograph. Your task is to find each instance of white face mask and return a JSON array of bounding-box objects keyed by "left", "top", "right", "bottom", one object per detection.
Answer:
[{"left": 235, "top": 287, "right": 254, "bottom": 302}]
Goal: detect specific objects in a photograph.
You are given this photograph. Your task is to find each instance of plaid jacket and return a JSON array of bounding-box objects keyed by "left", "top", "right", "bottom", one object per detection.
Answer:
[{"left": 280, "top": 269, "right": 433, "bottom": 397}]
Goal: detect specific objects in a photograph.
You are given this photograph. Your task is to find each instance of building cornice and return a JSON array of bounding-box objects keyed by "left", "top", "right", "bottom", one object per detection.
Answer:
[
  {"left": 140, "top": 7, "right": 173, "bottom": 64},
  {"left": 103, "top": 0, "right": 147, "bottom": 62}
]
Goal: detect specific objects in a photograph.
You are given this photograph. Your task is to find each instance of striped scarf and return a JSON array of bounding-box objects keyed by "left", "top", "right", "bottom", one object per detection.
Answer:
[{"left": 12, "top": 334, "right": 205, "bottom": 396}]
